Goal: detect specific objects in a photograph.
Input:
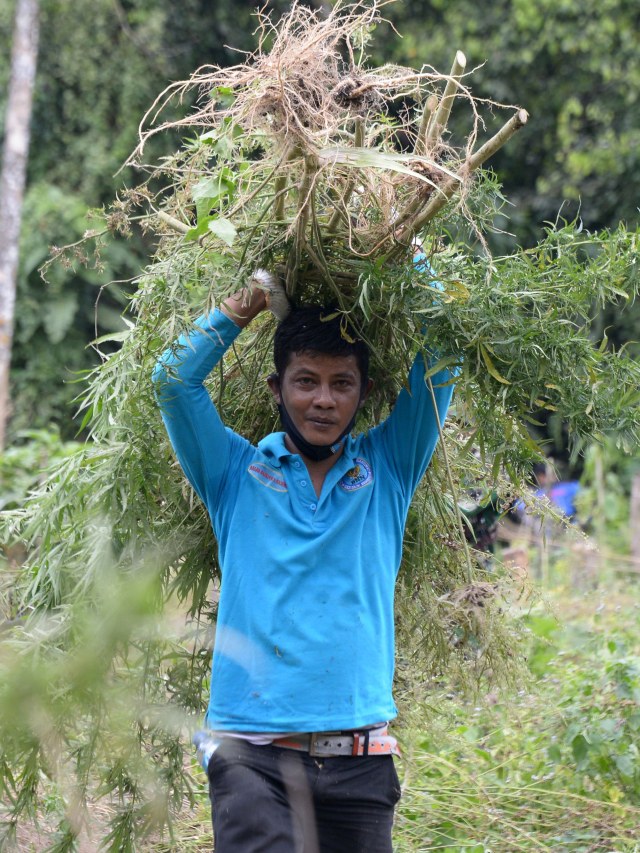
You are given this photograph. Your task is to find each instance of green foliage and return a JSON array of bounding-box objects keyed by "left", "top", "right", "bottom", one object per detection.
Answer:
[
  {"left": 421, "top": 224, "right": 640, "bottom": 469},
  {"left": 7, "top": 183, "right": 137, "bottom": 439},
  {"left": 2, "top": 149, "right": 637, "bottom": 853},
  {"left": 0, "top": 559, "right": 200, "bottom": 851},
  {"left": 0, "top": 428, "right": 80, "bottom": 514},
  {"left": 29, "top": 0, "right": 180, "bottom": 201},
  {"left": 393, "top": 589, "right": 640, "bottom": 851},
  {"left": 576, "top": 438, "right": 640, "bottom": 554},
  {"left": 5, "top": 0, "right": 640, "bottom": 445},
  {"left": 3, "top": 0, "right": 300, "bottom": 204},
  {"left": 0, "top": 0, "right": 315, "bottom": 443},
  {"left": 15, "top": 577, "right": 631, "bottom": 852},
  {"left": 524, "top": 599, "right": 640, "bottom": 805}
]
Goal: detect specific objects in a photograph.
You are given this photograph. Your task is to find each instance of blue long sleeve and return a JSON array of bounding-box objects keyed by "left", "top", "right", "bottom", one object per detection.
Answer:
[
  {"left": 152, "top": 309, "right": 243, "bottom": 507},
  {"left": 372, "top": 351, "right": 455, "bottom": 499},
  {"left": 371, "top": 251, "right": 457, "bottom": 498}
]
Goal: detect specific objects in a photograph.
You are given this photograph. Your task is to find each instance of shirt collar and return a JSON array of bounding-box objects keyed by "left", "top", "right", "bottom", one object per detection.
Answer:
[
  {"left": 257, "top": 432, "right": 291, "bottom": 466},
  {"left": 257, "top": 432, "right": 358, "bottom": 468}
]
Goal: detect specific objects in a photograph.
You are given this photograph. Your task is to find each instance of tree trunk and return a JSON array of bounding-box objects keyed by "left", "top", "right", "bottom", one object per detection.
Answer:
[{"left": 0, "top": 0, "right": 40, "bottom": 450}]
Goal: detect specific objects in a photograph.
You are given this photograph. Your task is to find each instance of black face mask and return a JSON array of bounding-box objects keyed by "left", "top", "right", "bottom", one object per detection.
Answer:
[{"left": 277, "top": 400, "right": 359, "bottom": 462}]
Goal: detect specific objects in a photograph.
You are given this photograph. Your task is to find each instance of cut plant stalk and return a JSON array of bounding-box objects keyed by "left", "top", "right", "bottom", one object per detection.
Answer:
[
  {"left": 156, "top": 210, "right": 189, "bottom": 234},
  {"left": 285, "top": 153, "right": 319, "bottom": 297},
  {"left": 394, "top": 108, "right": 529, "bottom": 252},
  {"left": 426, "top": 51, "right": 467, "bottom": 147},
  {"left": 388, "top": 156, "right": 460, "bottom": 236},
  {"left": 327, "top": 116, "right": 365, "bottom": 232},
  {"left": 415, "top": 93, "right": 439, "bottom": 156}
]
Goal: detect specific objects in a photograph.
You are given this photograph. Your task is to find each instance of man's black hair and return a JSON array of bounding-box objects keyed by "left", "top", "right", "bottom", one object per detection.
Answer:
[{"left": 273, "top": 306, "right": 370, "bottom": 388}]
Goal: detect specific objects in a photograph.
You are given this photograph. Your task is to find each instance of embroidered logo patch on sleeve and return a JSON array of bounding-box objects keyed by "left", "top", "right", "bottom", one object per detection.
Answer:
[
  {"left": 340, "top": 457, "right": 374, "bottom": 492},
  {"left": 248, "top": 463, "right": 288, "bottom": 492}
]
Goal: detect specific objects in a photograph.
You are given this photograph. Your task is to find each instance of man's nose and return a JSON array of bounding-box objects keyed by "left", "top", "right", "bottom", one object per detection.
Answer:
[{"left": 313, "top": 383, "right": 335, "bottom": 406}]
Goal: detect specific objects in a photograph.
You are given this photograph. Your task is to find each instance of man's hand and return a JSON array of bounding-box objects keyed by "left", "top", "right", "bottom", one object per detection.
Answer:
[
  {"left": 248, "top": 269, "right": 291, "bottom": 321},
  {"left": 220, "top": 270, "right": 291, "bottom": 328}
]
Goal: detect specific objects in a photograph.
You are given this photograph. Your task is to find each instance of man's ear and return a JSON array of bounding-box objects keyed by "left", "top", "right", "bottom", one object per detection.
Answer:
[
  {"left": 267, "top": 372, "right": 282, "bottom": 405},
  {"left": 358, "top": 378, "right": 374, "bottom": 408}
]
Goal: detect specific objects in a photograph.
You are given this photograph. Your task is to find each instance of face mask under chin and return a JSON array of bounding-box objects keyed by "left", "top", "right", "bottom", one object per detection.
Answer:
[{"left": 277, "top": 402, "right": 357, "bottom": 461}]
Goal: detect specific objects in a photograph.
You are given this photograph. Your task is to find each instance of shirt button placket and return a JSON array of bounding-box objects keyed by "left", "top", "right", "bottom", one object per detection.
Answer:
[{"left": 290, "top": 461, "right": 315, "bottom": 512}]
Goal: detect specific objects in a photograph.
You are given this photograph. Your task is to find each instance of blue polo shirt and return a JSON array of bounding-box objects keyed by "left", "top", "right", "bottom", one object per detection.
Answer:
[{"left": 153, "top": 308, "right": 455, "bottom": 732}]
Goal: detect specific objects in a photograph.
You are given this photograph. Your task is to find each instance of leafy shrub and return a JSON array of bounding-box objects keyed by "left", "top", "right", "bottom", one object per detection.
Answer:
[{"left": 393, "top": 590, "right": 640, "bottom": 852}]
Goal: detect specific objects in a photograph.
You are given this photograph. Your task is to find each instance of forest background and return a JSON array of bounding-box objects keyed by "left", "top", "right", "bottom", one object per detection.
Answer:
[{"left": 1, "top": 0, "right": 640, "bottom": 850}]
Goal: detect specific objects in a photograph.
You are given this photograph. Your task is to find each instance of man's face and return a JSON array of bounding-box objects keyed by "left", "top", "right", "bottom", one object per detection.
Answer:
[{"left": 268, "top": 351, "right": 372, "bottom": 451}]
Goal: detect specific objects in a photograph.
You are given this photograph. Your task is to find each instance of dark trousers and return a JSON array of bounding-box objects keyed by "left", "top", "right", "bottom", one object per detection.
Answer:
[{"left": 207, "top": 738, "right": 402, "bottom": 852}]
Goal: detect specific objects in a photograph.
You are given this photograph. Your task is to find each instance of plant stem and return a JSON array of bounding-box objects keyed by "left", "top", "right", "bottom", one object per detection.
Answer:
[
  {"left": 426, "top": 51, "right": 466, "bottom": 146},
  {"left": 229, "top": 144, "right": 298, "bottom": 225},
  {"left": 327, "top": 116, "right": 365, "bottom": 232},
  {"left": 156, "top": 210, "right": 189, "bottom": 234},
  {"left": 426, "top": 373, "right": 474, "bottom": 584},
  {"left": 273, "top": 175, "right": 286, "bottom": 221},
  {"left": 466, "top": 109, "right": 529, "bottom": 171},
  {"left": 285, "top": 154, "right": 318, "bottom": 297},
  {"left": 415, "top": 94, "right": 439, "bottom": 156},
  {"left": 392, "top": 109, "right": 529, "bottom": 254},
  {"left": 271, "top": 145, "right": 300, "bottom": 222}
]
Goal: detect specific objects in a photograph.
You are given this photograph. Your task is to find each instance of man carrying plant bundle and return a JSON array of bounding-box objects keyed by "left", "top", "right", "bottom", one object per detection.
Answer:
[{"left": 152, "top": 262, "right": 455, "bottom": 852}]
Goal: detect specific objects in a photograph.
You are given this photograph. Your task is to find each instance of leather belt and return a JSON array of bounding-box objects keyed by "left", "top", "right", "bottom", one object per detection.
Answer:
[{"left": 271, "top": 727, "right": 400, "bottom": 757}]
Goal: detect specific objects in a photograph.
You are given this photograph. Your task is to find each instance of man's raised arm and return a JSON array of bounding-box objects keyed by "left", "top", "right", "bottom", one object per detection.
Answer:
[
  {"left": 374, "top": 252, "right": 458, "bottom": 499},
  {"left": 151, "top": 284, "right": 270, "bottom": 507}
]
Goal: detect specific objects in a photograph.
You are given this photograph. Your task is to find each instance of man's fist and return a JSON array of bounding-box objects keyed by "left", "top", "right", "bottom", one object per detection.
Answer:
[{"left": 248, "top": 269, "right": 291, "bottom": 321}]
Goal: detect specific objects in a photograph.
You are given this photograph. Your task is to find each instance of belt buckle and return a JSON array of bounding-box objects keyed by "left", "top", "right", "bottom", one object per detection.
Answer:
[
  {"left": 308, "top": 734, "right": 321, "bottom": 757},
  {"left": 309, "top": 731, "right": 344, "bottom": 757},
  {"left": 308, "top": 730, "right": 371, "bottom": 757},
  {"left": 309, "top": 732, "right": 332, "bottom": 757}
]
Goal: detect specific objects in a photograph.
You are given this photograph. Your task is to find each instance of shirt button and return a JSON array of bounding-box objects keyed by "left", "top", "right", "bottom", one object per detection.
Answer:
[
  {"left": 310, "top": 503, "right": 317, "bottom": 511},
  {"left": 293, "top": 461, "right": 301, "bottom": 468},
  {"left": 300, "top": 479, "right": 307, "bottom": 487}
]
